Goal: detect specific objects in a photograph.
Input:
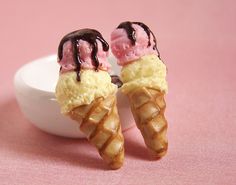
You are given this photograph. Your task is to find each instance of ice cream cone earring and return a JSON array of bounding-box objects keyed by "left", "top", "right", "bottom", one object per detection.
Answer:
[
  {"left": 111, "top": 21, "right": 168, "bottom": 159},
  {"left": 55, "top": 29, "right": 124, "bottom": 169}
]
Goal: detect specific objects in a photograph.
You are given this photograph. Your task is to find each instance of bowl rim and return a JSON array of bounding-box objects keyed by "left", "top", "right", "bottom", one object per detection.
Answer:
[{"left": 14, "top": 54, "right": 58, "bottom": 97}]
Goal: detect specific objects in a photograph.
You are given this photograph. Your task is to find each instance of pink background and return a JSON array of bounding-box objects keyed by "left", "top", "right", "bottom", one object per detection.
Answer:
[{"left": 1, "top": 0, "right": 236, "bottom": 184}]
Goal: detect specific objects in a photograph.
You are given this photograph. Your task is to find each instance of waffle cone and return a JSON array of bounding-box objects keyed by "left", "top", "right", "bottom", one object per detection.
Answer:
[
  {"left": 127, "top": 87, "right": 168, "bottom": 158},
  {"left": 69, "top": 94, "right": 124, "bottom": 169}
]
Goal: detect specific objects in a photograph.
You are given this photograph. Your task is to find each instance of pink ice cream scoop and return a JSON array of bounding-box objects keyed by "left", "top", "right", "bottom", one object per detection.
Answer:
[
  {"left": 57, "top": 29, "right": 111, "bottom": 79},
  {"left": 111, "top": 21, "right": 160, "bottom": 66}
]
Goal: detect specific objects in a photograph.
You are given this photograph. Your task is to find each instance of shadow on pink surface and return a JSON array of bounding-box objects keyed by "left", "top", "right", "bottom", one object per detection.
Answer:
[
  {"left": 124, "top": 130, "right": 149, "bottom": 161},
  {"left": 0, "top": 98, "right": 110, "bottom": 170},
  {"left": 0, "top": 98, "right": 156, "bottom": 171}
]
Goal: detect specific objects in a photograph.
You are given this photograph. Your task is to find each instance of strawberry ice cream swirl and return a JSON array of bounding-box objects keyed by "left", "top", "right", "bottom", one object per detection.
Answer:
[
  {"left": 111, "top": 22, "right": 160, "bottom": 65},
  {"left": 57, "top": 29, "right": 111, "bottom": 80}
]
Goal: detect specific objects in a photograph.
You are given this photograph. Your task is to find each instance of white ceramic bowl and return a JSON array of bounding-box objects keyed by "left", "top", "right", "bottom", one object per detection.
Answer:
[{"left": 14, "top": 55, "right": 134, "bottom": 138}]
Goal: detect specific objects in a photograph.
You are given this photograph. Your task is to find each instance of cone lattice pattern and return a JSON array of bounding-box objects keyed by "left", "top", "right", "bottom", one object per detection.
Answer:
[
  {"left": 128, "top": 87, "right": 168, "bottom": 158},
  {"left": 69, "top": 94, "right": 124, "bottom": 169}
]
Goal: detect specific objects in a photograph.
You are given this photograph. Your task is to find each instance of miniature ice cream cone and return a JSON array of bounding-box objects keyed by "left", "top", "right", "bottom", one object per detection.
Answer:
[
  {"left": 55, "top": 29, "right": 124, "bottom": 169},
  {"left": 111, "top": 22, "right": 168, "bottom": 158}
]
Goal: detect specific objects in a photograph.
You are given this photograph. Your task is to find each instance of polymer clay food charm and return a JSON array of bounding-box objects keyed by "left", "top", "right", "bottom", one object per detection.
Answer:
[
  {"left": 55, "top": 29, "right": 124, "bottom": 169},
  {"left": 111, "top": 22, "right": 168, "bottom": 158}
]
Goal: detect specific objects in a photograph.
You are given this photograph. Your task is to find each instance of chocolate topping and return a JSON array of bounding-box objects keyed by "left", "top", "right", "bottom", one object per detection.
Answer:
[
  {"left": 110, "top": 75, "right": 123, "bottom": 88},
  {"left": 117, "top": 21, "right": 136, "bottom": 45},
  {"left": 117, "top": 21, "right": 161, "bottom": 59},
  {"left": 58, "top": 29, "right": 109, "bottom": 81}
]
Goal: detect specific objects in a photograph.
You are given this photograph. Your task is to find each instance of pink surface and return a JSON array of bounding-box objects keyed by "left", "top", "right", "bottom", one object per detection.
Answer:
[{"left": 1, "top": 0, "right": 236, "bottom": 185}]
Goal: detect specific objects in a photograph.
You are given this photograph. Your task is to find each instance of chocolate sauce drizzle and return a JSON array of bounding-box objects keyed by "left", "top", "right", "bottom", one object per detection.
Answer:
[
  {"left": 117, "top": 21, "right": 161, "bottom": 59},
  {"left": 58, "top": 29, "right": 109, "bottom": 81},
  {"left": 110, "top": 75, "right": 123, "bottom": 88}
]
